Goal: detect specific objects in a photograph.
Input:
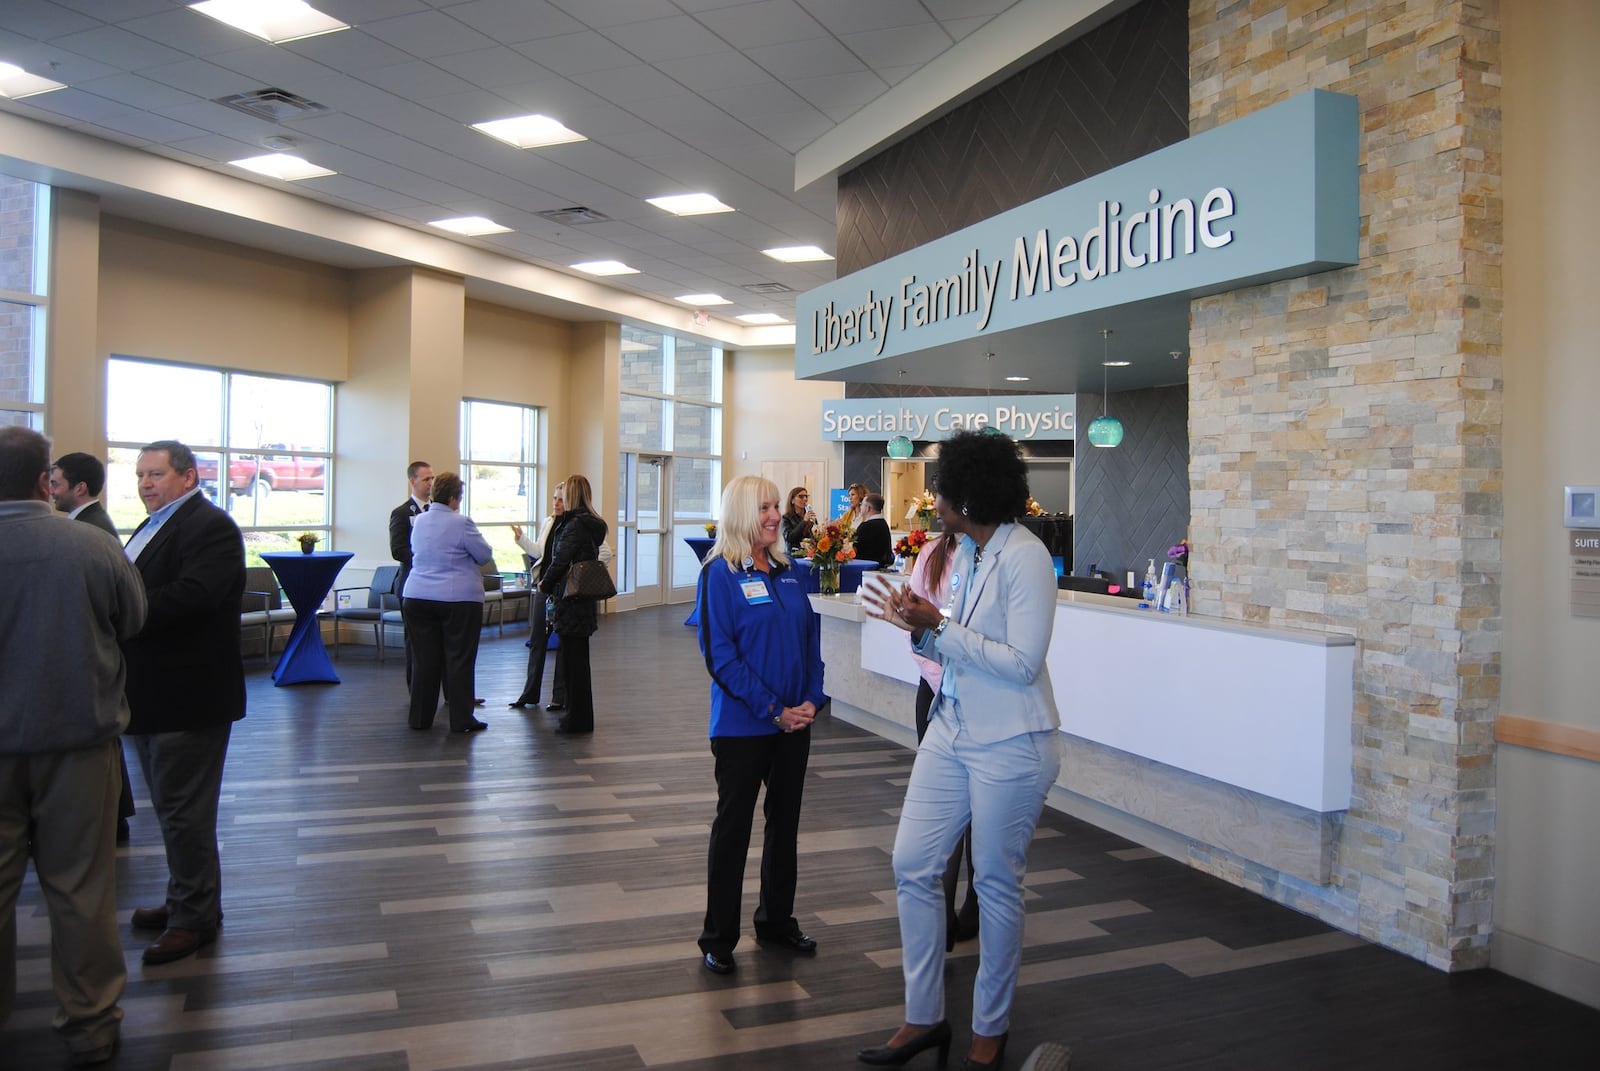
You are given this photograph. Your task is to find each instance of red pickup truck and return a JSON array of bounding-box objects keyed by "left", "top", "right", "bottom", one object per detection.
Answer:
[{"left": 198, "top": 445, "right": 325, "bottom": 498}]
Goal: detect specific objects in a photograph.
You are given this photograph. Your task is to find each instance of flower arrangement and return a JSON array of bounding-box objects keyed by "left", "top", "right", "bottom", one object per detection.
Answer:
[
  {"left": 296, "top": 532, "right": 318, "bottom": 554},
  {"left": 894, "top": 528, "right": 930, "bottom": 560},
  {"left": 703, "top": 522, "right": 717, "bottom": 537},
  {"left": 905, "top": 489, "right": 936, "bottom": 530},
  {"left": 1025, "top": 496, "right": 1046, "bottom": 516},
  {"left": 802, "top": 520, "right": 855, "bottom": 594},
  {"left": 1167, "top": 539, "right": 1190, "bottom": 570}
]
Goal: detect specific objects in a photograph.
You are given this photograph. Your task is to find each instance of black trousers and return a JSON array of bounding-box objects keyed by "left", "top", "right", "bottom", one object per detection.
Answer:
[
  {"left": 554, "top": 632, "right": 591, "bottom": 729},
  {"left": 698, "top": 729, "right": 811, "bottom": 957},
  {"left": 515, "top": 596, "right": 551, "bottom": 705},
  {"left": 402, "top": 598, "right": 482, "bottom": 730}
]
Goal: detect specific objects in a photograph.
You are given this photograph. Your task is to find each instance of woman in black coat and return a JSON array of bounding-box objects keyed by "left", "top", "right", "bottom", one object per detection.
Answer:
[{"left": 537, "top": 473, "right": 608, "bottom": 734}]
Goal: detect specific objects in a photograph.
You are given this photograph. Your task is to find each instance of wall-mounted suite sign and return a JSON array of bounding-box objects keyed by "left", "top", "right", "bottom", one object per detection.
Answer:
[
  {"left": 796, "top": 90, "right": 1359, "bottom": 375},
  {"left": 820, "top": 395, "right": 1076, "bottom": 442}
]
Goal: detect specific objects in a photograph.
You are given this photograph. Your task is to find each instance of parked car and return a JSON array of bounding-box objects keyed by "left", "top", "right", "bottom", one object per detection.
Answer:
[{"left": 198, "top": 445, "right": 325, "bottom": 498}]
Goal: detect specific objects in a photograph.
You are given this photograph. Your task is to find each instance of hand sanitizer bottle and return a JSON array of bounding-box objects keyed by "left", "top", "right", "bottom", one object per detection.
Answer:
[{"left": 1142, "top": 559, "right": 1157, "bottom": 603}]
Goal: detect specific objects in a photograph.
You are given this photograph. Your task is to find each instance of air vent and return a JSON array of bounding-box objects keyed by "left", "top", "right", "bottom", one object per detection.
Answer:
[
  {"left": 743, "top": 282, "right": 793, "bottom": 294},
  {"left": 214, "top": 88, "right": 329, "bottom": 122},
  {"left": 535, "top": 206, "right": 610, "bottom": 225}
]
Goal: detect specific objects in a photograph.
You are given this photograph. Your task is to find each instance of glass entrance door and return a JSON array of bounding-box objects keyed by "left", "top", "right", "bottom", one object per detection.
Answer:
[{"left": 620, "top": 453, "right": 668, "bottom": 606}]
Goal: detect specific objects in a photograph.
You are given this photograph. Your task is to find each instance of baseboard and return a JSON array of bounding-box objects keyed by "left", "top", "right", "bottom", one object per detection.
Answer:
[{"left": 1491, "top": 926, "right": 1600, "bottom": 1011}]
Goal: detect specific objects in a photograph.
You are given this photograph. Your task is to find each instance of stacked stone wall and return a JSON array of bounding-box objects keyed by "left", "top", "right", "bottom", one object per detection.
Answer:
[{"left": 1188, "top": 0, "right": 1502, "bottom": 969}]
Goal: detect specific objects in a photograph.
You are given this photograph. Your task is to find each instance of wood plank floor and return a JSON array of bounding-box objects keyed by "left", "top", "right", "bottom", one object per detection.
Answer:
[{"left": 6, "top": 605, "right": 1597, "bottom": 1070}]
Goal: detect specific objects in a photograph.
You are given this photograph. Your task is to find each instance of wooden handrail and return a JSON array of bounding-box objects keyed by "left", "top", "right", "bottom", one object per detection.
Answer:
[{"left": 1496, "top": 715, "right": 1600, "bottom": 763}]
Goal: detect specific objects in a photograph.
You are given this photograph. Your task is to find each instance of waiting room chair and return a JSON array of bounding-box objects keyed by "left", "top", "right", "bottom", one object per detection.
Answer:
[
  {"left": 241, "top": 565, "right": 296, "bottom": 658},
  {"left": 329, "top": 564, "right": 400, "bottom": 660},
  {"left": 481, "top": 561, "right": 505, "bottom": 635}
]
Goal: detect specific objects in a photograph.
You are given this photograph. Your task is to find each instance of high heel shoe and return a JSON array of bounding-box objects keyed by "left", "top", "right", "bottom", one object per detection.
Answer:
[
  {"left": 962, "top": 1032, "right": 1007, "bottom": 1071},
  {"left": 858, "top": 1020, "right": 951, "bottom": 1066}
]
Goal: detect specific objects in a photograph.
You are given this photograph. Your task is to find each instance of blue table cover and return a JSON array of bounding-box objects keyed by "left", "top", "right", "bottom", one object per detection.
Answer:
[{"left": 261, "top": 550, "right": 353, "bottom": 685}]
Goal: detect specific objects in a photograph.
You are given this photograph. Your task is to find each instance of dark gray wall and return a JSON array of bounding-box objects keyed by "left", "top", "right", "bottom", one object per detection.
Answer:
[{"left": 1073, "top": 383, "right": 1189, "bottom": 584}]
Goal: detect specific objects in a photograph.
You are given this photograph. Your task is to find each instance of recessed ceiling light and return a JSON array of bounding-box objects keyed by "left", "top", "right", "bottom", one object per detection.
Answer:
[
  {"left": 0, "top": 62, "right": 66, "bottom": 99},
  {"left": 471, "top": 114, "right": 586, "bottom": 149},
  {"left": 648, "top": 193, "right": 733, "bottom": 216},
  {"left": 1005, "top": 375, "right": 1031, "bottom": 382},
  {"left": 229, "top": 153, "right": 335, "bottom": 180},
  {"left": 676, "top": 293, "right": 731, "bottom": 306},
  {"left": 428, "top": 216, "right": 511, "bottom": 236},
  {"left": 571, "top": 260, "right": 638, "bottom": 276},
  {"left": 1103, "top": 360, "right": 1131, "bottom": 367},
  {"left": 763, "top": 245, "right": 833, "bottom": 263},
  {"left": 737, "top": 313, "right": 789, "bottom": 325},
  {"left": 189, "top": 0, "right": 348, "bottom": 43}
]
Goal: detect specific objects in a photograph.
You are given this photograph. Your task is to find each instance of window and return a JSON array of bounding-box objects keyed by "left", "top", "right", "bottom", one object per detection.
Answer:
[
  {"left": 617, "top": 326, "right": 722, "bottom": 595},
  {"left": 104, "top": 358, "right": 333, "bottom": 562},
  {"left": 0, "top": 174, "right": 50, "bottom": 429},
  {"left": 460, "top": 399, "right": 542, "bottom": 572}
]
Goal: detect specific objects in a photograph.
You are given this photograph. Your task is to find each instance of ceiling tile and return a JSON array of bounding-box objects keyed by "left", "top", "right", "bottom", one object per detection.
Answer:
[
  {"left": 74, "top": 72, "right": 199, "bottom": 111},
  {"left": 139, "top": 57, "right": 267, "bottom": 99},
  {"left": 359, "top": 9, "right": 498, "bottom": 58},
  {"left": 318, "top": 1, "right": 431, "bottom": 25},
  {"left": 428, "top": 46, "right": 559, "bottom": 90},
  {"left": 786, "top": 69, "right": 887, "bottom": 120},
  {"left": 941, "top": 16, "right": 993, "bottom": 42},
  {"left": 0, "top": 0, "right": 99, "bottom": 40},
  {"left": 921, "top": 0, "right": 1018, "bottom": 18},
  {"left": 596, "top": 15, "right": 725, "bottom": 63},
  {"left": 512, "top": 30, "right": 635, "bottom": 77},
  {"left": 796, "top": 0, "right": 934, "bottom": 35},
  {"left": 52, "top": 0, "right": 168, "bottom": 17},
  {"left": 48, "top": 24, "right": 190, "bottom": 70},
  {"left": 119, "top": 8, "right": 263, "bottom": 56},
  {"left": 841, "top": 24, "right": 954, "bottom": 70},
  {"left": 653, "top": 50, "right": 771, "bottom": 94},
  {"left": 744, "top": 36, "right": 865, "bottom": 80},
  {"left": 446, "top": 0, "right": 584, "bottom": 43},
  {"left": 546, "top": 0, "right": 681, "bottom": 28},
  {"left": 16, "top": 88, "right": 137, "bottom": 125},
  {"left": 284, "top": 30, "right": 417, "bottom": 71},
  {"left": 691, "top": 0, "right": 828, "bottom": 50},
  {"left": 107, "top": 109, "right": 212, "bottom": 146},
  {"left": 570, "top": 64, "right": 685, "bottom": 104},
  {"left": 356, "top": 59, "right": 481, "bottom": 100},
  {"left": 415, "top": 88, "right": 519, "bottom": 124}
]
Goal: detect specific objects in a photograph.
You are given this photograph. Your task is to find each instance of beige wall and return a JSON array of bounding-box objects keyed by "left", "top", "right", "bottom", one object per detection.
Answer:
[
  {"left": 97, "top": 218, "right": 350, "bottom": 380},
  {"left": 1496, "top": 0, "right": 1600, "bottom": 1007},
  {"left": 725, "top": 346, "right": 844, "bottom": 487}
]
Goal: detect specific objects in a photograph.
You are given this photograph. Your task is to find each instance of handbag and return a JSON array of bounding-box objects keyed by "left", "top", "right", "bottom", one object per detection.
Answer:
[{"left": 563, "top": 559, "right": 617, "bottom": 601}]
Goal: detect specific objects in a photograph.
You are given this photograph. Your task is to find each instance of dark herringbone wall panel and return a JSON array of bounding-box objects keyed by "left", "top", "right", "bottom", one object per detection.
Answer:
[
  {"left": 836, "top": 0, "right": 1189, "bottom": 276},
  {"left": 1073, "top": 383, "right": 1189, "bottom": 583}
]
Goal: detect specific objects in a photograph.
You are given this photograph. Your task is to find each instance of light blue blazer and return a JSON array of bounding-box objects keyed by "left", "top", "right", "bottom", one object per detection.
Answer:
[
  {"left": 914, "top": 522, "right": 1060, "bottom": 745},
  {"left": 403, "top": 504, "right": 494, "bottom": 603}
]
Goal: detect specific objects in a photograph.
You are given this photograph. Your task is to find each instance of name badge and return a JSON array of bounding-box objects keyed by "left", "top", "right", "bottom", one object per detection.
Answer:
[{"left": 741, "top": 578, "right": 772, "bottom": 605}]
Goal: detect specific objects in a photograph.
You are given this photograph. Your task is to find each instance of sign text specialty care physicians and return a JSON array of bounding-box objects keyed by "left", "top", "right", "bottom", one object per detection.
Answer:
[
  {"left": 795, "top": 91, "right": 1359, "bottom": 376},
  {"left": 821, "top": 395, "right": 1076, "bottom": 442}
]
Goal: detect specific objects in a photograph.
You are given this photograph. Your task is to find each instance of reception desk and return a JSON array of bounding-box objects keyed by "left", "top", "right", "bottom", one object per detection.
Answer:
[{"left": 814, "top": 584, "right": 1355, "bottom": 884}]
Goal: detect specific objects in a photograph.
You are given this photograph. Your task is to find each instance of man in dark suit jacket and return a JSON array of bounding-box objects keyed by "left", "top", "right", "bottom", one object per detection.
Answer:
[
  {"left": 51, "top": 451, "right": 138, "bottom": 841},
  {"left": 388, "top": 461, "right": 432, "bottom": 687},
  {"left": 121, "top": 440, "right": 246, "bottom": 966},
  {"left": 852, "top": 493, "right": 895, "bottom": 569},
  {"left": 50, "top": 451, "right": 120, "bottom": 540}
]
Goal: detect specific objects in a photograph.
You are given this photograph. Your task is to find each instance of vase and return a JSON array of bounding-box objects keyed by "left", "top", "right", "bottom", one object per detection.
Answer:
[
  {"left": 900, "top": 553, "right": 917, "bottom": 575},
  {"left": 817, "top": 559, "right": 840, "bottom": 595},
  {"left": 299, "top": 543, "right": 315, "bottom": 555}
]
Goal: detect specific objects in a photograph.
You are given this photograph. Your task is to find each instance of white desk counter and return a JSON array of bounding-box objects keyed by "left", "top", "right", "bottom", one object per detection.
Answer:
[{"left": 812, "top": 585, "right": 1355, "bottom": 884}]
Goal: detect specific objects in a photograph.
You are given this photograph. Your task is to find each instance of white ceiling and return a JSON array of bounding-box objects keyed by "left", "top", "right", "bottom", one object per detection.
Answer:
[{"left": 0, "top": 0, "right": 1076, "bottom": 330}]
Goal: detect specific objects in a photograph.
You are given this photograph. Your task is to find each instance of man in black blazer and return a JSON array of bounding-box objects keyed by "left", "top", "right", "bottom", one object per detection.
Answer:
[
  {"left": 50, "top": 451, "right": 120, "bottom": 540},
  {"left": 121, "top": 440, "right": 246, "bottom": 966},
  {"left": 851, "top": 493, "right": 895, "bottom": 570},
  {"left": 388, "top": 461, "right": 432, "bottom": 687}
]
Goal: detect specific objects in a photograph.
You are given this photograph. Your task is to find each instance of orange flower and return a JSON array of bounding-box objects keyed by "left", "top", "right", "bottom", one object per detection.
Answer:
[{"left": 816, "top": 535, "right": 832, "bottom": 554}]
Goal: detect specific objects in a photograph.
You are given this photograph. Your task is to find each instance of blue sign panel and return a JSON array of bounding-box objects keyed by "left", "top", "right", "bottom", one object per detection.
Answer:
[
  {"left": 821, "top": 395, "right": 1076, "bottom": 442},
  {"left": 797, "top": 90, "right": 1358, "bottom": 376}
]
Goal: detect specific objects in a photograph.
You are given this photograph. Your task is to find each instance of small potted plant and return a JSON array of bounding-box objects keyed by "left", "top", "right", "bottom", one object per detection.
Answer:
[
  {"left": 703, "top": 521, "right": 717, "bottom": 538},
  {"left": 297, "top": 532, "right": 318, "bottom": 554}
]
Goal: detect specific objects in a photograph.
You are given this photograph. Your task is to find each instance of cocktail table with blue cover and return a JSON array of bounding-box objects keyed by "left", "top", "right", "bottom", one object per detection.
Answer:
[{"left": 261, "top": 550, "right": 353, "bottom": 685}]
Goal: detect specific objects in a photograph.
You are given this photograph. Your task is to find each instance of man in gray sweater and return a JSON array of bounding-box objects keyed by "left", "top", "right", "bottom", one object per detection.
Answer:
[{"left": 0, "top": 427, "right": 147, "bottom": 1067}]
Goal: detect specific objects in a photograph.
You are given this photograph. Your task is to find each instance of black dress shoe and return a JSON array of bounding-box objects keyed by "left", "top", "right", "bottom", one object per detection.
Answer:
[
  {"left": 756, "top": 931, "right": 818, "bottom": 954},
  {"left": 962, "top": 1032, "right": 1007, "bottom": 1071},
  {"left": 702, "top": 951, "right": 735, "bottom": 975},
  {"left": 454, "top": 720, "right": 488, "bottom": 733},
  {"left": 857, "top": 1020, "right": 952, "bottom": 1066},
  {"left": 545, "top": 702, "right": 566, "bottom": 712},
  {"left": 554, "top": 719, "right": 592, "bottom": 734}
]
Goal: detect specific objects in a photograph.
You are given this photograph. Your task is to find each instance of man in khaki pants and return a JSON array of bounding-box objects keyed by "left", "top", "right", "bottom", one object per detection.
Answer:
[{"left": 0, "top": 427, "right": 147, "bottom": 1066}]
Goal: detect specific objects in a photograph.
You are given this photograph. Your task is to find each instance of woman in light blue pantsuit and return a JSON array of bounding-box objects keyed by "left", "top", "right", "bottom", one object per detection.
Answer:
[{"left": 859, "top": 429, "right": 1062, "bottom": 1071}]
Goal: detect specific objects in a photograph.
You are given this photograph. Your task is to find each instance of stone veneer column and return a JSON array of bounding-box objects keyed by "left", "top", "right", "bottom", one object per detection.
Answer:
[{"left": 1187, "top": 1, "right": 1501, "bottom": 969}]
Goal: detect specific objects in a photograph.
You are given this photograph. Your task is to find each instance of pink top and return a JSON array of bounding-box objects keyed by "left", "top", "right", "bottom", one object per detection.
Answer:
[{"left": 907, "top": 537, "right": 955, "bottom": 691}]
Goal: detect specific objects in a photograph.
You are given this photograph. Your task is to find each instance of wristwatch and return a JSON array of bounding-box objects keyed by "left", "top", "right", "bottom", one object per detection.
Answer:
[
  {"left": 772, "top": 714, "right": 784, "bottom": 728},
  {"left": 932, "top": 617, "right": 950, "bottom": 640}
]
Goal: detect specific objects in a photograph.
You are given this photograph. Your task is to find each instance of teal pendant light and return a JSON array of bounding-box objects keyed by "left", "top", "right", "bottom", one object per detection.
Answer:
[
  {"left": 887, "top": 434, "right": 914, "bottom": 458},
  {"left": 1086, "top": 328, "right": 1124, "bottom": 449}
]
